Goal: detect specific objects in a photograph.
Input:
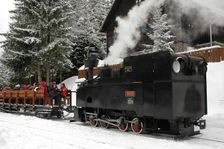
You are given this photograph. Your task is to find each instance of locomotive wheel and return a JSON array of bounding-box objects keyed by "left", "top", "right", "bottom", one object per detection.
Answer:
[
  {"left": 118, "top": 118, "right": 129, "bottom": 132},
  {"left": 89, "top": 116, "right": 98, "bottom": 127},
  {"left": 131, "top": 118, "right": 144, "bottom": 134},
  {"left": 57, "top": 114, "right": 62, "bottom": 118},
  {"left": 100, "top": 115, "right": 109, "bottom": 129}
]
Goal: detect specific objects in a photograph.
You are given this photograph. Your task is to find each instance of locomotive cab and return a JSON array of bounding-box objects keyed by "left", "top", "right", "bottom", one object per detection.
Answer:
[{"left": 123, "top": 51, "right": 207, "bottom": 135}]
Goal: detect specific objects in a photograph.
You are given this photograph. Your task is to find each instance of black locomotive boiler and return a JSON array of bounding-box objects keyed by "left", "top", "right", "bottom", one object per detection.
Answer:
[{"left": 74, "top": 51, "right": 207, "bottom": 136}]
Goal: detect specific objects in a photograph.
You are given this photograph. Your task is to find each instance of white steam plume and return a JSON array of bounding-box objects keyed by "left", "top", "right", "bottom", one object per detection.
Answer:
[
  {"left": 104, "top": 0, "right": 224, "bottom": 65},
  {"left": 174, "top": 0, "right": 224, "bottom": 25},
  {"left": 104, "top": 0, "right": 165, "bottom": 65},
  {"left": 173, "top": 0, "right": 224, "bottom": 26},
  {"left": 169, "top": 0, "right": 224, "bottom": 43}
]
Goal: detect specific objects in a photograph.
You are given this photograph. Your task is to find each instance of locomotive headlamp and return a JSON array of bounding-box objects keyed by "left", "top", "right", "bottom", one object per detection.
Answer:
[
  {"left": 172, "top": 57, "right": 184, "bottom": 73},
  {"left": 172, "top": 60, "right": 181, "bottom": 73}
]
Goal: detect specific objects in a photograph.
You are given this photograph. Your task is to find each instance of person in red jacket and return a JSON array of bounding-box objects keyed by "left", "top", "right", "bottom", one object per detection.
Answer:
[
  {"left": 41, "top": 80, "right": 49, "bottom": 105},
  {"left": 60, "top": 83, "right": 68, "bottom": 106}
]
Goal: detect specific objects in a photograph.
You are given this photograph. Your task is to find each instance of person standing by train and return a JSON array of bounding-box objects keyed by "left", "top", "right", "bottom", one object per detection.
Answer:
[
  {"left": 41, "top": 80, "right": 49, "bottom": 105},
  {"left": 60, "top": 83, "right": 68, "bottom": 106},
  {"left": 49, "top": 81, "right": 61, "bottom": 106}
]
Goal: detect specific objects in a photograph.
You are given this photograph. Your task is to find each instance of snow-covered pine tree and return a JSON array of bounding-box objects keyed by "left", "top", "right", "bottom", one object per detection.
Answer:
[
  {"left": 1, "top": 0, "right": 37, "bottom": 82},
  {"left": 146, "top": 7, "right": 175, "bottom": 52},
  {"left": 0, "top": 60, "right": 14, "bottom": 87},
  {"left": 70, "top": 0, "right": 113, "bottom": 70},
  {"left": 84, "top": 0, "right": 113, "bottom": 51},
  {"left": 71, "top": 0, "right": 113, "bottom": 46},
  {"left": 2, "top": 0, "right": 73, "bottom": 84},
  {"left": 32, "top": 0, "right": 73, "bottom": 84}
]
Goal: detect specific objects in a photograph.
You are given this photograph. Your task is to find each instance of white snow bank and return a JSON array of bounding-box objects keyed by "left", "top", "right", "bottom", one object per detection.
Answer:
[
  {"left": 207, "top": 62, "right": 224, "bottom": 115},
  {"left": 59, "top": 76, "right": 78, "bottom": 106},
  {"left": 59, "top": 76, "right": 78, "bottom": 90}
]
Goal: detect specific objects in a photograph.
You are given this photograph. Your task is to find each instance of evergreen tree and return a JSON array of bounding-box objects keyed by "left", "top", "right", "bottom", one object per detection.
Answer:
[
  {"left": 70, "top": 0, "right": 113, "bottom": 70},
  {"left": 0, "top": 63, "right": 14, "bottom": 87},
  {"left": 145, "top": 7, "right": 175, "bottom": 52},
  {"left": 0, "top": 0, "right": 37, "bottom": 84},
  {"left": 2, "top": 0, "right": 73, "bottom": 84}
]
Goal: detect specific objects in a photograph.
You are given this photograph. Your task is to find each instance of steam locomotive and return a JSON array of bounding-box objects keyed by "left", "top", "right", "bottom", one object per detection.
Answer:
[{"left": 74, "top": 51, "right": 207, "bottom": 136}]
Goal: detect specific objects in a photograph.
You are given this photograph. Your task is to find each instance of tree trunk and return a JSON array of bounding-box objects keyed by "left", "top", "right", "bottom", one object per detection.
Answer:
[
  {"left": 37, "top": 64, "right": 42, "bottom": 83},
  {"left": 35, "top": 72, "right": 37, "bottom": 83},
  {"left": 29, "top": 73, "right": 31, "bottom": 85},
  {"left": 46, "top": 65, "right": 50, "bottom": 86},
  {"left": 60, "top": 70, "right": 62, "bottom": 83}
]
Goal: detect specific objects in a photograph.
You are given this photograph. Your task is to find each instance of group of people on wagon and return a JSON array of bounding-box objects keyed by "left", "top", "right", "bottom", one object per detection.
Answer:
[
  {"left": 2, "top": 84, "right": 34, "bottom": 91},
  {"left": 1, "top": 80, "right": 69, "bottom": 107}
]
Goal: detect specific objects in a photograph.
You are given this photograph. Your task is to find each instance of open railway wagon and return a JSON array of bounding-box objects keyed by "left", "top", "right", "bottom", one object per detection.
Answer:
[
  {"left": 0, "top": 90, "right": 71, "bottom": 118},
  {"left": 74, "top": 50, "right": 207, "bottom": 137}
]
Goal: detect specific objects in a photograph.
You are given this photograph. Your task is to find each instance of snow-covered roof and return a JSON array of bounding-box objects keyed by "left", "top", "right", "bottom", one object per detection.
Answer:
[{"left": 178, "top": 46, "right": 222, "bottom": 54}]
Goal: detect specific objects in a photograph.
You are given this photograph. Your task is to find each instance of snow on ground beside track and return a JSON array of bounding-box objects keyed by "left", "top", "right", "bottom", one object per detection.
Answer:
[
  {"left": 0, "top": 112, "right": 224, "bottom": 149},
  {"left": 0, "top": 62, "right": 224, "bottom": 149},
  {"left": 207, "top": 62, "right": 224, "bottom": 115}
]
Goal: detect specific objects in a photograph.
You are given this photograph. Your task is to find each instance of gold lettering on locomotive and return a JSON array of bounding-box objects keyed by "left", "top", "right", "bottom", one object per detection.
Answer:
[
  {"left": 124, "top": 66, "right": 133, "bottom": 73},
  {"left": 127, "top": 98, "right": 134, "bottom": 105}
]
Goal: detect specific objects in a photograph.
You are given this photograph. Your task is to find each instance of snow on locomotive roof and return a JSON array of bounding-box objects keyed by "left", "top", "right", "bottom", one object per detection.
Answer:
[{"left": 78, "top": 59, "right": 106, "bottom": 70}]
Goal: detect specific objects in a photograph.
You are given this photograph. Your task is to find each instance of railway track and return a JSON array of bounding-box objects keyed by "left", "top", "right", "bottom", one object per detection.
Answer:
[
  {"left": 0, "top": 105, "right": 35, "bottom": 115},
  {"left": 191, "top": 136, "right": 224, "bottom": 144},
  {"left": 0, "top": 104, "right": 74, "bottom": 121}
]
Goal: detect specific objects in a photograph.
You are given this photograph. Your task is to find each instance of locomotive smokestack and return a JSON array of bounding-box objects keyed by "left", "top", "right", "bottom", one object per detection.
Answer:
[{"left": 84, "top": 52, "right": 99, "bottom": 80}]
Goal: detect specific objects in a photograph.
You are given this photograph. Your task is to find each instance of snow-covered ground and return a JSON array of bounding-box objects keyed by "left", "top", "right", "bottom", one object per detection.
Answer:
[{"left": 0, "top": 62, "right": 224, "bottom": 149}]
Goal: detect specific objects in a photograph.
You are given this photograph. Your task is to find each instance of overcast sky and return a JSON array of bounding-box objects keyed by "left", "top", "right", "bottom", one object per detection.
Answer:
[{"left": 0, "top": 0, "right": 15, "bottom": 55}]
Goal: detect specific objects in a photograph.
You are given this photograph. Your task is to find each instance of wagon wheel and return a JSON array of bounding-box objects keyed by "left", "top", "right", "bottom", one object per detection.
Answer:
[
  {"left": 117, "top": 117, "right": 129, "bottom": 132},
  {"left": 100, "top": 115, "right": 110, "bottom": 129},
  {"left": 131, "top": 118, "right": 144, "bottom": 134},
  {"left": 57, "top": 113, "right": 62, "bottom": 118},
  {"left": 89, "top": 116, "right": 98, "bottom": 127},
  {"left": 34, "top": 111, "right": 38, "bottom": 116},
  {"left": 46, "top": 113, "right": 51, "bottom": 119}
]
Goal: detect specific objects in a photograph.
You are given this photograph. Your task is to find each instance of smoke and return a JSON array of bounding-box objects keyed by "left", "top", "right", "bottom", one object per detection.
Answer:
[
  {"left": 104, "top": 0, "right": 165, "bottom": 64},
  {"left": 104, "top": 0, "right": 224, "bottom": 65},
  {"left": 175, "top": 0, "right": 224, "bottom": 25},
  {"left": 171, "top": 0, "right": 224, "bottom": 40}
]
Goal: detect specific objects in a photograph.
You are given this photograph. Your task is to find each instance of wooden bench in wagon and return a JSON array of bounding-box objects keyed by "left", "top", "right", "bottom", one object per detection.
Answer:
[
  {"left": 0, "top": 90, "right": 44, "bottom": 112},
  {"left": 0, "top": 89, "right": 67, "bottom": 118}
]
